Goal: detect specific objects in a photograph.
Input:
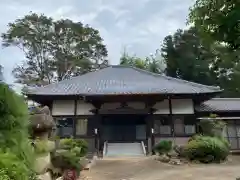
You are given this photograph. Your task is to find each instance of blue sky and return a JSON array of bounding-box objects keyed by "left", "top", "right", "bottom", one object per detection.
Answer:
[{"left": 0, "top": 0, "right": 194, "bottom": 90}]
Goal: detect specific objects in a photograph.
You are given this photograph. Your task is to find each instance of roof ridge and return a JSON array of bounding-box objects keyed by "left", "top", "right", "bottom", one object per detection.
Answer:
[{"left": 116, "top": 65, "right": 221, "bottom": 91}]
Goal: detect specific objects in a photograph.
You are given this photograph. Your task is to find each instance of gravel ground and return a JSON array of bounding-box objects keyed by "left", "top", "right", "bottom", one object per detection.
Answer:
[{"left": 80, "top": 156, "right": 240, "bottom": 180}]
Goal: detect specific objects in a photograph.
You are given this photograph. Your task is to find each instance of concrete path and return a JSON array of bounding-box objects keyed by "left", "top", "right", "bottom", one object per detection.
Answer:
[{"left": 80, "top": 156, "right": 240, "bottom": 180}]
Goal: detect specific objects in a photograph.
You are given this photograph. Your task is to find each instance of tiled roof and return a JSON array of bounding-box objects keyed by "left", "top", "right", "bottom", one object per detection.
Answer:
[
  {"left": 197, "top": 98, "right": 240, "bottom": 112},
  {"left": 27, "top": 65, "right": 221, "bottom": 96}
]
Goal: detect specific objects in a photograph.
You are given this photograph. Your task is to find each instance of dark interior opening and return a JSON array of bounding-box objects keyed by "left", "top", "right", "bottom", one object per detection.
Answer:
[{"left": 101, "top": 114, "right": 147, "bottom": 143}]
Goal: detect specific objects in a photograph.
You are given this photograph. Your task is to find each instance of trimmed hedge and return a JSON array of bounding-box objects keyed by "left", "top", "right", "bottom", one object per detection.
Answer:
[{"left": 184, "top": 135, "right": 230, "bottom": 163}]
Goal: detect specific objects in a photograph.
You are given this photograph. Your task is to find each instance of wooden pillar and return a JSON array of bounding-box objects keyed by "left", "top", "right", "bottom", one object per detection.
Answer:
[
  {"left": 94, "top": 110, "right": 100, "bottom": 153},
  {"left": 193, "top": 100, "right": 199, "bottom": 134},
  {"left": 145, "top": 109, "right": 154, "bottom": 154},
  {"left": 150, "top": 112, "right": 155, "bottom": 150},
  {"left": 73, "top": 99, "right": 77, "bottom": 138},
  {"left": 168, "top": 96, "right": 174, "bottom": 141},
  {"left": 145, "top": 115, "right": 151, "bottom": 154},
  {"left": 92, "top": 101, "right": 102, "bottom": 155}
]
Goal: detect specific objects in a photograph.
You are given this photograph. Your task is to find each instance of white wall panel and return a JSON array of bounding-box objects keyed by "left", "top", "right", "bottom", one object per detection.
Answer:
[
  {"left": 172, "top": 99, "right": 194, "bottom": 114},
  {"left": 52, "top": 100, "right": 74, "bottom": 115},
  {"left": 76, "top": 101, "right": 94, "bottom": 115},
  {"left": 153, "top": 100, "right": 170, "bottom": 114}
]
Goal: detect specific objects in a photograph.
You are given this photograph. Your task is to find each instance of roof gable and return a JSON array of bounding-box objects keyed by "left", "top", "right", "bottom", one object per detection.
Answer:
[{"left": 27, "top": 65, "right": 221, "bottom": 96}]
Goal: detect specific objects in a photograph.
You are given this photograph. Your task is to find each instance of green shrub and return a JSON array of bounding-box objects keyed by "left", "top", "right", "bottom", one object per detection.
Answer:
[
  {"left": 154, "top": 140, "right": 172, "bottom": 154},
  {"left": 0, "top": 169, "right": 11, "bottom": 180},
  {"left": 0, "top": 151, "right": 30, "bottom": 179},
  {"left": 199, "top": 118, "right": 226, "bottom": 137},
  {"left": 59, "top": 138, "right": 88, "bottom": 157},
  {"left": 184, "top": 136, "right": 230, "bottom": 163},
  {"left": 0, "top": 84, "right": 36, "bottom": 178},
  {"left": 34, "top": 140, "right": 52, "bottom": 155},
  {"left": 51, "top": 151, "right": 83, "bottom": 174}
]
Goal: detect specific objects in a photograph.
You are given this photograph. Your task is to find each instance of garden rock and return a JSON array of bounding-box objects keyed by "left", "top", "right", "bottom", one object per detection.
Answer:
[
  {"left": 167, "top": 150, "right": 178, "bottom": 158},
  {"left": 158, "top": 154, "right": 170, "bottom": 163},
  {"left": 37, "top": 172, "right": 52, "bottom": 180}
]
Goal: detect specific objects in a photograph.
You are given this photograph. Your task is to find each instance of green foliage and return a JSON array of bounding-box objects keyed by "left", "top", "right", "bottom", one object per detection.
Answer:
[
  {"left": 120, "top": 50, "right": 165, "bottom": 74},
  {"left": 0, "top": 83, "right": 28, "bottom": 130},
  {"left": 0, "top": 84, "right": 36, "bottom": 179},
  {"left": 189, "top": 0, "right": 240, "bottom": 50},
  {"left": 199, "top": 118, "right": 226, "bottom": 137},
  {"left": 184, "top": 135, "right": 230, "bottom": 163},
  {"left": 154, "top": 140, "right": 173, "bottom": 154},
  {"left": 0, "top": 150, "right": 30, "bottom": 179},
  {"left": 0, "top": 169, "right": 11, "bottom": 180},
  {"left": 59, "top": 138, "right": 88, "bottom": 157},
  {"left": 186, "top": 116, "right": 230, "bottom": 163},
  {"left": 161, "top": 26, "right": 240, "bottom": 97},
  {"left": 161, "top": 27, "right": 215, "bottom": 85},
  {"left": 1, "top": 12, "right": 108, "bottom": 86},
  {"left": 34, "top": 140, "right": 51, "bottom": 155},
  {"left": 188, "top": 0, "right": 240, "bottom": 97},
  {"left": 51, "top": 151, "right": 82, "bottom": 173}
]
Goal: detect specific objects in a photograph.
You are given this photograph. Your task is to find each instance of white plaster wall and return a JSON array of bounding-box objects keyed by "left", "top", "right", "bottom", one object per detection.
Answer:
[
  {"left": 171, "top": 99, "right": 194, "bottom": 114},
  {"left": 153, "top": 100, "right": 170, "bottom": 114},
  {"left": 52, "top": 100, "right": 74, "bottom": 116},
  {"left": 76, "top": 101, "right": 94, "bottom": 115}
]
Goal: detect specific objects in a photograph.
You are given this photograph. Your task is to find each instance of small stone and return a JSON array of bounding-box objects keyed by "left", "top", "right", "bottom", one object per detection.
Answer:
[
  {"left": 169, "top": 159, "right": 182, "bottom": 165},
  {"left": 158, "top": 154, "right": 170, "bottom": 163},
  {"left": 167, "top": 150, "right": 178, "bottom": 158}
]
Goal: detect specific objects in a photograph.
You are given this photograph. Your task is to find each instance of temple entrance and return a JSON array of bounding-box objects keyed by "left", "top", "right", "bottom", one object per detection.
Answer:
[{"left": 101, "top": 115, "right": 147, "bottom": 143}]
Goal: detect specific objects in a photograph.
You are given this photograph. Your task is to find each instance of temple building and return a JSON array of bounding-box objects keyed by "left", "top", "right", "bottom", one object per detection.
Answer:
[{"left": 27, "top": 65, "right": 240, "bottom": 156}]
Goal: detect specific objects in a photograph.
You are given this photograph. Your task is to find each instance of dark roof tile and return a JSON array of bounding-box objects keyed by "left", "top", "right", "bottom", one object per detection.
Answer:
[
  {"left": 197, "top": 98, "right": 240, "bottom": 112},
  {"left": 27, "top": 65, "right": 221, "bottom": 96}
]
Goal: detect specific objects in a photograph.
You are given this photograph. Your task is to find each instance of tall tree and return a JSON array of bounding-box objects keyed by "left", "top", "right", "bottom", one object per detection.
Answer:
[
  {"left": 161, "top": 27, "right": 240, "bottom": 97},
  {"left": 162, "top": 27, "right": 215, "bottom": 85},
  {"left": 188, "top": 1, "right": 240, "bottom": 97},
  {"left": 120, "top": 50, "right": 165, "bottom": 74},
  {"left": 2, "top": 13, "right": 108, "bottom": 86},
  {"left": 189, "top": 0, "right": 240, "bottom": 49}
]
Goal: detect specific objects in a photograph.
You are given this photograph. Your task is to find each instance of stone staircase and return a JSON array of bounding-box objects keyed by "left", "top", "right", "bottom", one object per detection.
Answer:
[{"left": 104, "top": 142, "right": 146, "bottom": 157}]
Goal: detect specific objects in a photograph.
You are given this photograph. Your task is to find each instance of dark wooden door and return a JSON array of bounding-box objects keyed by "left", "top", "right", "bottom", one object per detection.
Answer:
[
  {"left": 122, "top": 125, "right": 136, "bottom": 142},
  {"left": 101, "top": 115, "right": 147, "bottom": 143}
]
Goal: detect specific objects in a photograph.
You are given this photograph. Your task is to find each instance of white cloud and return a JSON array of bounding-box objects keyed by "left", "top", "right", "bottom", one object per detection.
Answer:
[{"left": 0, "top": 0, "right": 194, "bottom": 89}]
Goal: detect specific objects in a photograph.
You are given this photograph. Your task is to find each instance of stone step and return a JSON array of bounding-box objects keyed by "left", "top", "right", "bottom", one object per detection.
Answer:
[{"left": 105, "top": 143, "right": 145, "bottom": 157}]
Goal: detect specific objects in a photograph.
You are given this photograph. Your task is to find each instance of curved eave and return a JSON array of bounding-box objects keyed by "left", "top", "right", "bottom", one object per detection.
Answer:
[{"left": 27, "top": 90, "right": 222, "bottom": 105}]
